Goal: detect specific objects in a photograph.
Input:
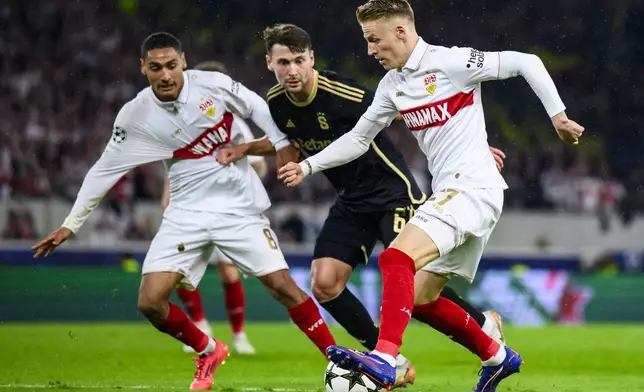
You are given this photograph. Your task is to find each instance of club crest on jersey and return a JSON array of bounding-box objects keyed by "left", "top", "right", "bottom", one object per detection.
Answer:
[
  {"left": 199, "top": 98, "right": 216, "bottom": 117},
  {"left": 424, "top": 73, "right": 437, "bottom": 95}
]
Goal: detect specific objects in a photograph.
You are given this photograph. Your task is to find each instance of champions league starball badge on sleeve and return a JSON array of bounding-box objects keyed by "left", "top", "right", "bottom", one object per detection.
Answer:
[{"left": 112, "top": 126, "right": 127, "bottom": 144}]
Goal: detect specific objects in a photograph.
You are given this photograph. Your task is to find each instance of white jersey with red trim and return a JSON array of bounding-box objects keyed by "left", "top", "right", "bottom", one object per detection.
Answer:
[
  {"left": 301, "top": 37, "right": 566, "bottom": 193},
  {"left": 62, "top": 70, "right": 289, "bottom": 233},
  {"left": 367, "top": 42, "right": 510, "bottom": 191}
]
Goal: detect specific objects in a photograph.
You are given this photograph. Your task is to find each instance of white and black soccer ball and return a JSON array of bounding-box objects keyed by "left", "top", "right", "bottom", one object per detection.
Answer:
[{"left": 325, "top": 362, "right": 380, "bottom": 392}]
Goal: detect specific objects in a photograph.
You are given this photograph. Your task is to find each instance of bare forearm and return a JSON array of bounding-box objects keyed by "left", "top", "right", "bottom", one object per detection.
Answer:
[{"left": 245, "top": 136, "right": 276, "bottom": 156}]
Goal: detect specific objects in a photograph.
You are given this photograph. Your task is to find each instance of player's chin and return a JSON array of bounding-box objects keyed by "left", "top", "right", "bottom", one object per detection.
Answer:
[
  {"left": 285, "top": 84, "right": 303, "bottom": 93},
  {"left": 155, "top": 86, "right": 178, "bottom": 101},
  {"left": 379, "top": 60, "right": 394, "bottom": 70}
]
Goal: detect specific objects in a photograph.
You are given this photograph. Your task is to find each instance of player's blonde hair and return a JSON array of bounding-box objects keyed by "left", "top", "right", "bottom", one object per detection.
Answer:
[{"left": 356, "top": 0, "right": 415, "bottom": 23}]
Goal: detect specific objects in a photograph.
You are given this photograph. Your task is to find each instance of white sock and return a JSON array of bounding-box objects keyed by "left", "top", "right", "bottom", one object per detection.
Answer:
[
  {"left": 481, "top": 346, "right": 506, "bottom": 367},
  {"left": 198, "top": 337, "right": 216, "bottom": 356},
  {"left": 234, "top": 331, "right": 247, "bottom": 340},
  {"left": 395, "top": 353, "right": 408, "bottom": 367},
  {"left": 481, "top": 313, "right": 494, "bottom": 336},
  {"left": 372, "top": 350, "right": 397, "bottom": 367}
]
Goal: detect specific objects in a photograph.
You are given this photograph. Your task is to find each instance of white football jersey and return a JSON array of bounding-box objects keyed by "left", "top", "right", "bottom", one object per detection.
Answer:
[
  {"left": 364, "top": 38, "right": 565, "bottom": 191},
  {"left": 63, "top": 70, "right": 288, "bottom": 233},
  {"left": 303, "top": 37, "right": 566, "bottom": 194}
]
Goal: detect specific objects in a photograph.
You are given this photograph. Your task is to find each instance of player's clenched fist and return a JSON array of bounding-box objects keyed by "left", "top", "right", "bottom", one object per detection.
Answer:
[
  {"left": 278, "top": 161, "right": 305, "bottom": 187},
  {"left": 216, "top": 145, "right": 246, "bottom": 165},
  {"left": 32, "top": 227, "right": 73, "bottom": 258},
  {"left": 552, "top": 112, "right": 585, "bottom": 145}
]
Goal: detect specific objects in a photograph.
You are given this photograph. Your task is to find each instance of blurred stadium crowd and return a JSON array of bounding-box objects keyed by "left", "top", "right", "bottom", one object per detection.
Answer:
[{"left": 2, "top": 0, "right": 643, "bottom": 242}]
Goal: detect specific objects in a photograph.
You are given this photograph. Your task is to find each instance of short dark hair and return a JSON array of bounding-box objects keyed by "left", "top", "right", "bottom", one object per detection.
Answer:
[
  {"left": 194, "top": 60, "right": 228, "bottom": 74},
  {"left": 140, "top": 32, "right": 182, "bottom": 58},
  {"left": 356, "top": 0, "right": 415, "bottom": 23},
  {"left": 262, "top": 24, "right": 312, "bottom": 54}
]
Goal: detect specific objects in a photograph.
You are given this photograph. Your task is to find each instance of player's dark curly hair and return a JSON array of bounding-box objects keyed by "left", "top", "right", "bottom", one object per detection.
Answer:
[
  {"left": 140, "top": 32, "right": 182, "bottom": 58},
  {"left": 262, "top": 24, "right": 312, "bottom": 54}
]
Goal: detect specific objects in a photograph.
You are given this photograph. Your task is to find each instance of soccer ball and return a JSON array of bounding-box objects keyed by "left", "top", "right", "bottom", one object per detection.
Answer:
[{"left": 325, "top": 362, "right": 380, "bottom": 392}]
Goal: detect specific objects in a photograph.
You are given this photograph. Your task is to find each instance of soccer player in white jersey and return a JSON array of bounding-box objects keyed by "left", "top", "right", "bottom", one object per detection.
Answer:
[
  {"left": 32, "top": 32, "right": 336, "bottom": 391},
  {"left": 278, "top": 1, "right": 585, "bottom": 391},
  {"left": 161, "top": 60, "right": 263, "bottom": 356}
]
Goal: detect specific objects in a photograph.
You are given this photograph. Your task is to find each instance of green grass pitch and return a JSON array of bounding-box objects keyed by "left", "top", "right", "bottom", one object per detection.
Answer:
[{"left": 0, "top": 323, "right": 643, "bottom": 391}]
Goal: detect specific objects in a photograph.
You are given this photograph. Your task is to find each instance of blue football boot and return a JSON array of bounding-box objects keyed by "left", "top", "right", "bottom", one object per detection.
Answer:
[
  {"left": 473, "top": 346, "right": 523, "bottom": 392},
  {"left": 326, "top": 346, "right": 396, "bottom": 390}
]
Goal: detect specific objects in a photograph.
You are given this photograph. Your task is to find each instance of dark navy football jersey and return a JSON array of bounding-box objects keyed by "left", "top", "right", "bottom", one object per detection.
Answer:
[{"left": 267, "top": 70, "right": 425, "bottom": 212}]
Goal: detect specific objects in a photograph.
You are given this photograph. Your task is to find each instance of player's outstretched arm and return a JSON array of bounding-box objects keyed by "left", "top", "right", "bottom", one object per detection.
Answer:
[
  {"left": 447, "top": 48, "right": 584, "bottom": 144},
  {"left": 32, "top": 153, "right": 137, "bottom": 258},
  {"left": 278, "top": 116, "right": 386, "bottom": 187},
  {"left": 497, "top": 51, "right": 584, "bottom": 144},
  {"left": 279, "top": 77, "right": 397, "bottom": 187},
  {"left": 32, "top": 110, "right": 169, "bottom": 258}
]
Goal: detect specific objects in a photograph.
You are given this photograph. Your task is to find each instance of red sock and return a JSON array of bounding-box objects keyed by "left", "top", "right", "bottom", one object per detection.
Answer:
[
  {"left": 375, "top": 247, "right": 416, "bottom": 357},
  {"left": 288, "top": 297, "right": 336, "bottom": 358},
  {"left": 176, "top": 288, "right": 206, "bottom": 322},
  {"left": 223, "top": 281, "right": 245, "bottom": 334},
  {"left": 412, "top": 297, "right": 500, "bottom": 361},
  {"left": 159, "top": 302, "right": 210, "bottom": 352}
]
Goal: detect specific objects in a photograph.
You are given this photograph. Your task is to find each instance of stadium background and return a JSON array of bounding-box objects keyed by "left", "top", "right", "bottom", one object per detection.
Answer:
[{"left": 1, "top": 0, "right": 644, "bottom": 391}]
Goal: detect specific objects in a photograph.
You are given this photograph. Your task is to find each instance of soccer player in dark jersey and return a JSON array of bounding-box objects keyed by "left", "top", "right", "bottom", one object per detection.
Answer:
[{"left": 217, "top": 23, "right": 506, "bottom": 387}]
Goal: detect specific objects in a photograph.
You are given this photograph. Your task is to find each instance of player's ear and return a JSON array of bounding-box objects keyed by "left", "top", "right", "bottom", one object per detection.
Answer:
[
  {"left": 181, "top": 53, "right": 187, "bottom": 70},
  {"left": 265, "top": 54, "right": 274, "bottom": 72},
  {"left": 395, "top": 24, "right": 406, "bottom": 40},
  {"left": 140, "top": 58, "right": 146, "bottom": 76},
  {"left": 310, "top": 50, "right": 315, "bottom": 67}
]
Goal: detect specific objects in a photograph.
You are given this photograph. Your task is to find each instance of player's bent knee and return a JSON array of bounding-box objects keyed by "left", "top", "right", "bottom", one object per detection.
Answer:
[
  {"left": 137, "top": 271, "right": 182, "bottom": 322},
  {"left": 310, "top": 258, "right": 350, "bottom": 302},
  {"left": 310, "top": 278, "right": 343, "bottom": 303},
  {"left": 137, "top": 293, "right": 167, "bottom": 322},
  {"left": 218, "top": 263, "right": 240, "bottom": 284}
]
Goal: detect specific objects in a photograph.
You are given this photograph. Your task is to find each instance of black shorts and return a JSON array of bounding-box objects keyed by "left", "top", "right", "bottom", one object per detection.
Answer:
[{"left": 313, "top": 201, "right": 419, "bottom": 268}]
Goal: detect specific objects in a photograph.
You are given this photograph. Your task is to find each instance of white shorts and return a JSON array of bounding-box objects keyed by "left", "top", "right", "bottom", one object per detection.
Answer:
[
  {"left": 408, "top": 188, "right": 504, "bottom": 283},
  {"left": 209, "top": 247, "right": 233, "bottom": 265},
  {"left": 142, "top": 207, "right": 288, "bottom": 289}
]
